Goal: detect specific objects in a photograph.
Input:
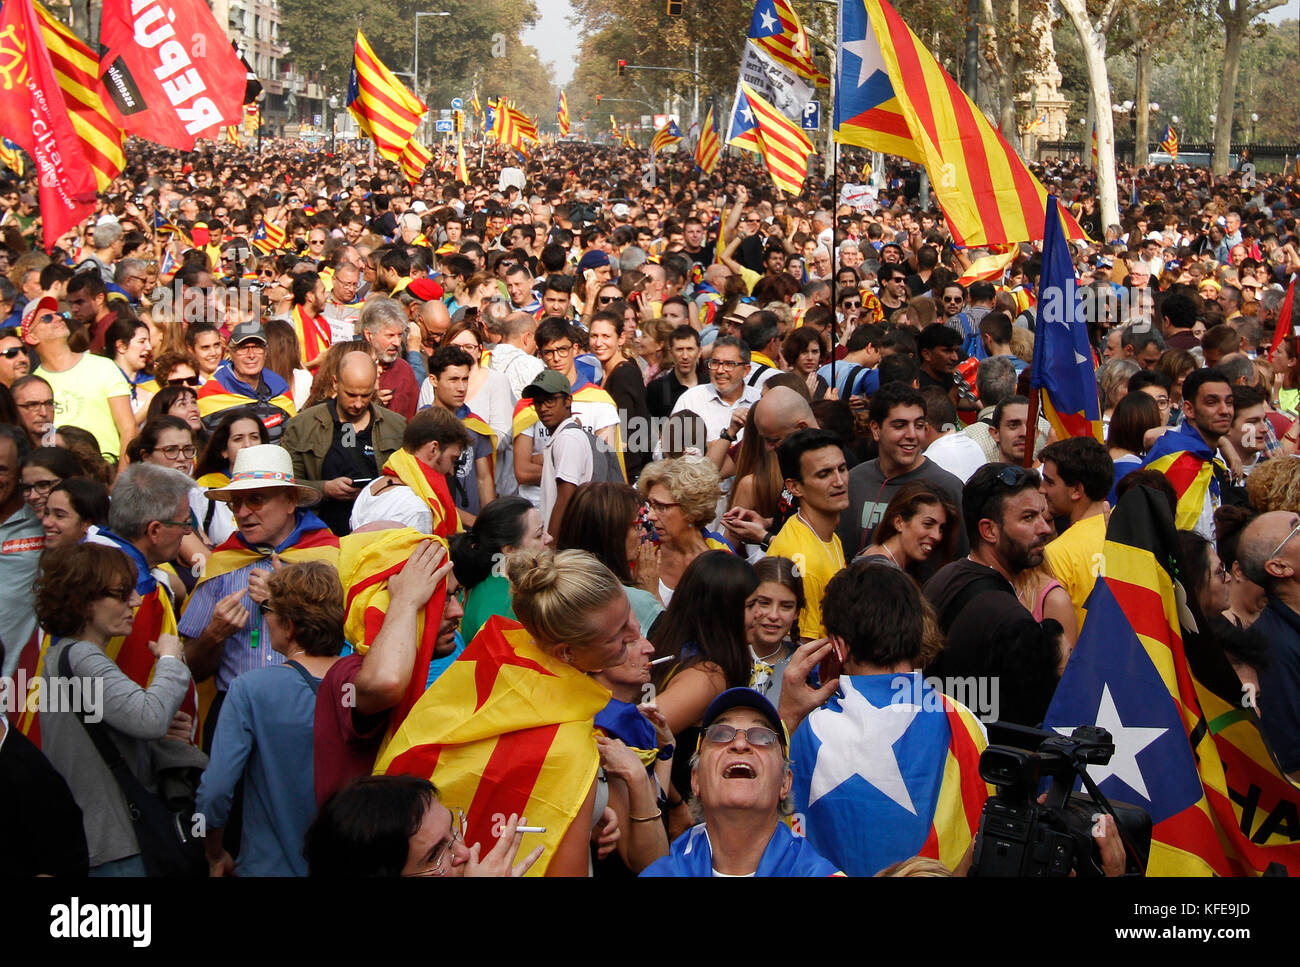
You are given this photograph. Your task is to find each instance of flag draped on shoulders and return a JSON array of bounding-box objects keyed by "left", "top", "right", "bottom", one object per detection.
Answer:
[
  {"left": 834, "top": 0, "right": 1086, "bottom": 246},
  {"left": 376, "top": 615, "right": 611, "bottom": 876},
  {"left": 641, "top": 822, "right": 843, "bottom": 877},
  {"left": 1138, "top": 422, "right": 1220, "bottom": 533},
  {"left": 1030, "top": 196, "right": 1103, "bottom": 443},
  {"left": 380, "top": 448, "right": 462, "bottom": 537},
  {"left": 338, "top": 528, "right": 449, "bottom": 745},
  {"left": 347, "top": 30, "right": 425, "bottom": 163},
  {"left": 196, "top": 363, "right": 296, "bottom": 422},
  {"left": 1044, "top": 485, "right": 1300, "bottom": 875},
  {"left": 197, "top": 510, "right": 340, "bottom": 586},
  {"left": 289, "top": 303, "right": 331, "bottom": 363},
  {"left": 790, "top": 672, "right": 989, "bottom": 876}
]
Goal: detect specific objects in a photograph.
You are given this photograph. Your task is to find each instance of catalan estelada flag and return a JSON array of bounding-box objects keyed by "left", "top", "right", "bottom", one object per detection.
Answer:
[
  {"left": 695, "top": 105, "right": 721, "bottom": 174},
  {"left": 251, "top": 217, "right": 285, "bottom": 254},
  {"left": 347, "top": 30, "right": 426, "bottom": 162},
  {"left": 196, "top": 363, "right": 297, "bottom": 436},
  {"left": 651, "top": 120, "right": 683, "bottom": 154},
  {"left": 835, "top": 0, "right": 1086, "bottom": 246},
  {"left": 1138, "top": 422, "right": 1221, "bottom": 534},
  {"left": 748, "top": 0, "right": 830, "bottom": 85},
  {"left": 399, "top": 138, "right": 433, "bottom": 185},
  {"left": 338, "top": 528, "right": 449, "bottom": 743},
  {"left": 377, "top": 615, "right": 612, "bottom": 875},
  {"left": 470, "top": 90, "right": 482, "bottom": 116},
  {"left": 1046, "top": 485, "right": 1300, "bottom": 876},
  {"left": 791, "top": 672, "right": 989, "bottom": 875},
  {"left": 1160, "top": 123, "right": 1179, "bottom": 161},
  {"left": 0, "top": 139, "right": 24, "bottom": 176},
  {"left": 728, "top": 84, "right": 814, "bottom": 196},
  {"left": 556, "top": 90, "right": 570, "bottom": 136},
  {"left": 1029, "top": 197, "right": 1103, "bottom": 443}
]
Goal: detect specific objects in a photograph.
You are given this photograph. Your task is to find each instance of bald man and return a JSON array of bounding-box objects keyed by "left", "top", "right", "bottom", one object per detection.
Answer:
[
  {"left": 720, "top": 386, "right": 819, "bottom": 553},
  {"left": 281, "top": 350, "right": 407, "bottom": 535},
  {"left": 1237, "top": 510, "right": 1300, "bottom": 780}
]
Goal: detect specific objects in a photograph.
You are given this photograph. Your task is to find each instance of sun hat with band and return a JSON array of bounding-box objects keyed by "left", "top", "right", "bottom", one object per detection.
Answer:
[{"left": 205, "top": 443, "right": 320, "bottom": 506}]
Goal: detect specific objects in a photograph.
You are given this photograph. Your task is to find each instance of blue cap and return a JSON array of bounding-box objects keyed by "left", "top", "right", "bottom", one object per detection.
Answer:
[
  {"left": 577, "top": 249, "right": 611, "bottom": 272},
  {"left": 701, "top": 687, "right": 788, "bottom": 748}
]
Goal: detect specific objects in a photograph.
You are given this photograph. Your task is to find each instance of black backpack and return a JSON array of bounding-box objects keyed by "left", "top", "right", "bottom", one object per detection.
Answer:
[{"left": 555, "top": 421, "right": 625, "bottom": 483}]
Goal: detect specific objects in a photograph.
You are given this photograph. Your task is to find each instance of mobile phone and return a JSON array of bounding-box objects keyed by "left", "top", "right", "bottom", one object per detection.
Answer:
[
  {"left": 349, "top": 477, "right": 374, "bottom": 488},
  {"left": 816, "top": 641, "right": 843, "bottom": 686}
]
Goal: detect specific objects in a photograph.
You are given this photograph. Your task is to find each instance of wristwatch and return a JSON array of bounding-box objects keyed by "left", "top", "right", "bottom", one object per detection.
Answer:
[{"left": 719, "top": 428, "right": 734, "bottom": 442}]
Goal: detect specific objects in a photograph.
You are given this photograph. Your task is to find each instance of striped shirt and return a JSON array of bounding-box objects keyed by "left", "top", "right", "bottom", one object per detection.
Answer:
[{"left": 177, "top": 558, "right": 281, "bottom": 692}]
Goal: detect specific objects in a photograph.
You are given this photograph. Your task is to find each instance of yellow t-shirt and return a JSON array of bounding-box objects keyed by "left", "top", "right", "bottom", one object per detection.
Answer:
[
  {"left": 37, "top": 353, "right": 131, "bottom": 460},
  {"left": 766, "top": 515, "right": 845, "bottom": 641},
  {"left": 1043, "top": 512, "right": 1108, "bottom": 632}
]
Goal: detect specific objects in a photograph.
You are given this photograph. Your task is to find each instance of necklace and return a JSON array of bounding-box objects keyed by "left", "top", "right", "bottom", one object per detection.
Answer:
[
  {"left": 1010, "top": 577, "right": 1033, "bottom": 611},
  {"left": 284, "top": 648, "right": 307, "bottom": 662},
  {"left": 750, "top": 641, "right": 784, "bottom": 663},
  {"left": 880, "top": 540, "right": 901, "bottom": 568},
  {"left": 796, "top": 511, "right": 843, "bottom": 571}
]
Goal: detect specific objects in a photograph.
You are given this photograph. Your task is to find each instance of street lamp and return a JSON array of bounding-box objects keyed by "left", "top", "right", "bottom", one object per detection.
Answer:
[
  {"left": 1251, "top": 112, "right": 1259, "bottom": 143},
  {"left": 328, "top": 94, "right": 338, "bottom": 153}
]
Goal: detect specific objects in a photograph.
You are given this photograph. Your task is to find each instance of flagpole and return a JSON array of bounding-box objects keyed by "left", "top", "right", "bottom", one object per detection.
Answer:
[{"left": 1023, "top": 386, "right": 1041, "bottom": 469}]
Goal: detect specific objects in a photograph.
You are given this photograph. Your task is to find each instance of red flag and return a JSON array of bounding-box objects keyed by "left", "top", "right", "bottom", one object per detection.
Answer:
[
  {"left": 1269, "top": 276, "right": 1296, "bottom": 358},
  {"left": 0, "top": 0, "right": 101, "bottom": 252},
  {"left": 98, "top": 0, "right": 246, "bottom": 149}
]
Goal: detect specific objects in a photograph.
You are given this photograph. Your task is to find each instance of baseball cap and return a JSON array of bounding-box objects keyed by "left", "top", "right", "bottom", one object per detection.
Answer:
[
  {"left": 521, "top": 369, "right": 572, "bottom": 400},
  {"left": 577, "top": 250, "right": 611, "bottom": 272},
  {"left": 230, "top": 320, "right": 267, "bottom": 345},
  {"left": 701, "top": 687, "right": 788, "bottom": 750},
  {"left": 611, "top": 203, "right": 631, "bottom": 219},
  {"left": 20, "top": 295, "right": 59, "bottom": 343}
]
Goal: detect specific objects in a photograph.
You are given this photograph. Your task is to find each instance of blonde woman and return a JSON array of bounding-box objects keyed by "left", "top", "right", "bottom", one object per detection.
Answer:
[{"left": 637, "top": 456, "right": 735, "bottom": 606}]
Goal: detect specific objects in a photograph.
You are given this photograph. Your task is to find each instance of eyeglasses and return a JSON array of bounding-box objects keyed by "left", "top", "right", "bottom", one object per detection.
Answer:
[
  {"left": 257, "top": 601, "right": 275, "bottom": 616},
  {"left": 309, "top": 238, "right": 327, "bottom": 246},
  {"left": 104, "top": 585, "right": 136, "bottom": 603},
  {"left": 453, "top": 341, "right": 481, "bottom": 353},
  {"left": 19, "top": 479, "right": 58, "bottom": 496},
  {"left": 708, "top": 358, "right": 744, "bottom": 371},
  {"left": 151, "top": 444, "right": 197, "bottom": 460},
  {"left": 168, "top": 375, "right": 201, "bottom": 387},
  {"left": 646, "top": 497, "right": 679, "bottom": 515},
  {"left": 540, "top": 344, "right": 573, "bottom": 359},
  {"left": 405, "top": 807, "right": 466, "bottom": 877},
  {"left": 1268, "top": 518, "right": 1300, "bottom": 562},
  {"left": 259, "top": 269, "right": 277, "bottom": 278},
  {"left": 0, "top": 347, "right": 23, "bottom": 359},
  {"left": 227, "top": 492, "right": 275, "bottom": 511},
  {"left": 702, "top": 723, "right": 781, "bottom": 748},
  {"left": 942, "top": 296, "right": 965, "bottom": 303},
  {"left": 16, "top": 398, "right": 54, "bottom": 411},
  {"left": 234, "top": 342, "right": 266, "bottom": 353},
  {"left": 156, "top": 518, "right": 194, "bottom": 532}
]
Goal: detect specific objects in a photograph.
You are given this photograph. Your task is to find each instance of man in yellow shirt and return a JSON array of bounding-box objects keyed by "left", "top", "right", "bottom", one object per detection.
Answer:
[
  {"left": 1039, "top": 436, "right": 1115, "bottom": 631},
  {"left": 766, "top": 428, "right": 849, "bottom": 640}
]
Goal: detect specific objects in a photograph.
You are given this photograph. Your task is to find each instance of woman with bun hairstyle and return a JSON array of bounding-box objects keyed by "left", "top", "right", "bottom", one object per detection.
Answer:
[
  {"left": 378, "top": 548, "right": 643, "bottom": 875},
  {"left": 449, "top": 496, "right": 551, "bottom": 642}
]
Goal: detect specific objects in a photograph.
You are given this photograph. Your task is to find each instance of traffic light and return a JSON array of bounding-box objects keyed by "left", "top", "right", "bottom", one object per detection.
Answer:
[
  {"left": 617, "top": 59, "right": 626, "bottom": 77},
  {"left": 666, "top": 0, "right": 684, "bottom": 14}
]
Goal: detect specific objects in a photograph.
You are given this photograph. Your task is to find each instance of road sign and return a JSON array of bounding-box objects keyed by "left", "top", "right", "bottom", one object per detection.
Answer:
[
  {"left": 439, "top": 108, "right": 451, "bottom": 120},
  {"left": 313, "top": 114, "right": 322, "bottom": 126},
  {"left": 451, "top": 97, "right": 463, "bottom": 110},
  {"left": 801, "top": 101, "right": 820, "bottom": 131},
  {"left": 435, "top": 119, "right": 454, "bottom": 133}
]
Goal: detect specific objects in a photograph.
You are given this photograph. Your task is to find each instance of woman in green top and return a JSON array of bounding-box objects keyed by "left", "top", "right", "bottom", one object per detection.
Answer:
[
  {"left": 450, "top": 496, "right": 551, "bottom": 642},
  {"left": 555, "top": 482, "right": 665, "bottom": 638},
  {"left": 1272, "top": 335, "right": 1300, "bottom": 416}
]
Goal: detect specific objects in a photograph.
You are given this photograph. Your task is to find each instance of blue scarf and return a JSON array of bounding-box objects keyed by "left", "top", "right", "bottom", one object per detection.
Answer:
[
  {"left": 212, "top": 360, "right": 291, "bottom": 401},
  {"left": 640, "top": 823, "right": 841, "bottom": 877}
]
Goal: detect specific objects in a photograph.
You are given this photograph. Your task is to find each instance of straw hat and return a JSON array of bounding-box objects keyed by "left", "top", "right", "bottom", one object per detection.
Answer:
[{"left": 205, "top": 444, "right": 320, "bottom": 506}]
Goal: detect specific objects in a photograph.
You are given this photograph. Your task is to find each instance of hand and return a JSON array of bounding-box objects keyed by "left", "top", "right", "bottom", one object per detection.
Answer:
[
  {"left": 1093, "top": 813, "right": 1127, "bottom": 877},
  {"left": 634, "top": 541, "right": 661, "bottom": 590},
  {"left": 720, "top": 506, "right": 769, "bottom": 544},
  {"left": 406, "top": 322, "right": 423, "bottom": 353},
  {"left": 591, "top": 805, "right": 620, "bottom": 860},
  {"left": 596, "top": 734, "right": 643, "bottom": 785},
  {"left": 322, "top": 477, "right": 360, "bottom": 501},
  {"left": 462, "top": 813, "right": 543, "bottom": 877},
  {"left": 637, "top": 702, "right": 675, "bottom": 748},
  {"left": 824, "top": 385, "right": 840, "bottom": 401},
  {"left": 208, "top": 588, "right": 250, "bottom": 640},
  {"left": 149, "top": 632, "right": 184, "bottom": 660},
  {"left": 777, "top": 638, "right": 841, "bottom": 734},
  {"left": 728, "top": 405, "right": 750, "bottom": 436},
  {"left": 165, "top": 710, "right": 194, "bottom": 742},
  {"left": 246, "top": 554, "right": 284, "bottom": 605},
  {"left": 377, "top": 388, "right": 395, "bottom": 407},
  {"left": 388, "top": 539, "right": 450, "bottom": 610},
  {"left": 734, "top": 184, "right": 749, "bottom": 205},
  {"left": 208, "top": 851, "right": 236, "bottom": 877}
]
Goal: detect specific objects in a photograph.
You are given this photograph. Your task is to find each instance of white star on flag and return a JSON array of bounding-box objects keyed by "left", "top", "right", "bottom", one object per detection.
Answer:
[
  {"left": 841, "top": 36, "right": 876, "bottom": 89},
  {"left": 741, "top": 107, "right": 755, "bottom": 124},
  {"left": 758, "top": 7, "right": 777, "bottom": 31},
  {"left": 808, "top": 678, "right": 920, "bottom": 814},
  {"left": 1054, "top": 684, "right": 1166, "bottom": 801}
]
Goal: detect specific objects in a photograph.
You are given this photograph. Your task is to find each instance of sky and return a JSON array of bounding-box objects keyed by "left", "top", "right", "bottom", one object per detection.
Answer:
[
  {"left": 522, "top": 0, "right": 579, "bottom": 88},
  {"left": 522, "top": 0, "right": 1298, "bottom": 90}
]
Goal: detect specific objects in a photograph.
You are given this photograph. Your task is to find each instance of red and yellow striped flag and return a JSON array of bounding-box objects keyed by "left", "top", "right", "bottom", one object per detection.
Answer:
[
  {"left": 346, "top": 30, "right": 426, "bottom": 162},
  {"left": 35, "top": 0, "right": 125, "bottom": 191},
  {"left": 377, "top": 615, "right": 611, "bottom": 875},
  {"left": 834, "top": 0, "right": 1086, "bottom": 246},
  {"left": 1091, "top": 122, "right": 1099, "bottom": 171},
  {"left": 728, "top": 84, "right": 814, "bottom": 196},
  {"left": 956, "top": 244, "right": 1018, "bottom": 286},
  {"left": 556, "top": 90, "right": 570, "bottom": 137},
  {"left": 0, "top": 139, "right": 24, "bottom": 176},
  {"left": 455, "top": 131, "right": 468, "bottom": 183},
  {"left": 695, "top": 105, "right": 721, "bottom": 175},
  {"left": 399, "top": 138, "right": 434, "bottom": 185},
  {"left": 651, "top": 120, "right": 683, "bottom": 154}
]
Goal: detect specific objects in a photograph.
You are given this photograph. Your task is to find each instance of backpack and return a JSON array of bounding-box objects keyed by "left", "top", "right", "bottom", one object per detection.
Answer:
[{"left": 555, "top": 421, "right": 625, "bottom": 484}]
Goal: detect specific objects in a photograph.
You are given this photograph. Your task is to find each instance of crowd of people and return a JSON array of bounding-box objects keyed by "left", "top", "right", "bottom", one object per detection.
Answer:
[{"left": 0, "top": 131, "right": 1297, "bottom": 878}]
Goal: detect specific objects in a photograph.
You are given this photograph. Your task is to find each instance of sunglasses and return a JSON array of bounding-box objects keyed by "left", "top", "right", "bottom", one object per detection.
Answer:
[
  {"left": 0, "top": 347, "right": 24, "bottom": 359},
  {"left": 168, "top": 375, "right": 201, "bottom": 387},
  {"left": 994, "top": 465, "right": 1030, "bottom": 488}
]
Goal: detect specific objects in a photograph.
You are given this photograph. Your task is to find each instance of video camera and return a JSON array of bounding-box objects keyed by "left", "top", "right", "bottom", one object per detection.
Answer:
[{"left": 968, "top": 724, "right": 1151, "bottom": 877}]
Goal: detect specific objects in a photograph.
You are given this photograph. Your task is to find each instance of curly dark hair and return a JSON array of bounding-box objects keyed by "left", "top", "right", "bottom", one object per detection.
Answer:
[{"left": 34, "top": 543, "right": 136, "bottom": 638}]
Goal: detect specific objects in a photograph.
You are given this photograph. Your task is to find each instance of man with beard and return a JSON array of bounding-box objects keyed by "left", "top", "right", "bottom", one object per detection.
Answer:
[{"left": 922, "top": 463, "right": 1064, "bottom": 726}]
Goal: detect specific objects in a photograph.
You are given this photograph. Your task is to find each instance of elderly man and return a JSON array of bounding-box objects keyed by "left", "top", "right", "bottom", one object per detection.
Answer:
[
  {"left": 487, "top": 311, "right": 544, "bottom": 398},
  {"left": 75, "top": 220, "right": 123, "bottom": 285},
  {"left": 322, "top": 262, "right": 363, "bottom": 341},
  {"left": 1236, "top": 511, "right": 1300, "bottom": 781},
  {"left": 196, "top": 320, "right": 297, "bottom": 442},
  {"left": 360, "top": 297, "right": 420, "bottom": 420},
  {"left": 640, "top": 688, "right": 841, "bottom": 877},
  {"left": 281, "top": 351, "right": 405, "bottom": 535},
  {"left": 671, "top": 336, "right": 761, "bottom": 445},
  {"left": 179, "top": 444, "right": 340, "bottom": 747}
]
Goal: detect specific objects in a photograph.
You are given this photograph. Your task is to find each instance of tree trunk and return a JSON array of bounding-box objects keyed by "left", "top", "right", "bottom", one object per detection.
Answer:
[
  {"left": 1059, "top": 0, "right": 1120, "bottom": 229},
  {"left": 1133, "top": 40, "right": 1151, "bottom": 166},
  {"left": 1214, "top": 2, "right": 1246, "bottom": 175}
]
